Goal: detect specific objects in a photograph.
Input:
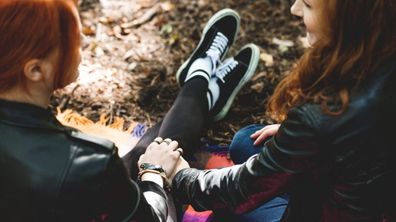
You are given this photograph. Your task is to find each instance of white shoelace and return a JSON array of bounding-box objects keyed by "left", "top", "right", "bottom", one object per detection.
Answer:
[
  {"left": 215, "top": 57, "right": 238, "bottom": 83},
  {"left": 206, "top": 32, "right": 229, "bottom": 74}
]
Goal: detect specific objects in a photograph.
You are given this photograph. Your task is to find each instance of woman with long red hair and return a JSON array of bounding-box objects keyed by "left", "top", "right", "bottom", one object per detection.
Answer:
[{"left": 171, "top": 0, "right": 396, "bottom": 221}]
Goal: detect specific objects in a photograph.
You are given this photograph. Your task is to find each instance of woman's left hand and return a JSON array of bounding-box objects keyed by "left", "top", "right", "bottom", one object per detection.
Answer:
[
  {"left": 138, "top": 137, "right": 183, "bottom": 177},
  {"left": 250, "top": 124, "right": 280, "bottom": 146}
]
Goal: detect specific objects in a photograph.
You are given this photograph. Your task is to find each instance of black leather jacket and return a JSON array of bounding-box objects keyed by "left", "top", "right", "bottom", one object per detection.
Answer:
[
  {"left": 172, "top": 59, "right": 396, "bottom": 222},
  {"left": 0, "top": 100, "right": 167, "bottom": 222}
]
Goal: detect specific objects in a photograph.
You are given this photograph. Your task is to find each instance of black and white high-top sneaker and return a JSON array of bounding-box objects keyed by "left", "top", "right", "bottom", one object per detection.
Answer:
[
  {"left": 207, "top": 44, "right": 260, "bottom": 121},
  {"left": 176, "top": 8, "right": 240, "bottom": 86}
]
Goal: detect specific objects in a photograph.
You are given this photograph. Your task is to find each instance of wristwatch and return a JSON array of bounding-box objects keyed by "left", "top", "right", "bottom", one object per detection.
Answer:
[
  {"left": 138, "top": 163, "right": 171, "bottom": 191},
  {"left": 139, "top": 163, "right": 166, "bottom": 174}
]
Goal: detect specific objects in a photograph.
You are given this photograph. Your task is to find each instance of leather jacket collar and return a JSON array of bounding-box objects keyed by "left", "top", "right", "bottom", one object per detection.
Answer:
[{"left": 0, "top": 99, "right": 64, "bottom": 131}]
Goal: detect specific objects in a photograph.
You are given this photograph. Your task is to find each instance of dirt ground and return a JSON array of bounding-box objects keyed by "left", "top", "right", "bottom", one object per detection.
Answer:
[{"left": 50, "top": 0, "right": 306, "bottom": 145}]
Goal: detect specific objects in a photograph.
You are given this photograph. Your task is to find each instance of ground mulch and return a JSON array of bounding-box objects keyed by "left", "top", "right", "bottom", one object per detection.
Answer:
[{"left": 50, "top": 0, "right": 306, "bottom": 145}]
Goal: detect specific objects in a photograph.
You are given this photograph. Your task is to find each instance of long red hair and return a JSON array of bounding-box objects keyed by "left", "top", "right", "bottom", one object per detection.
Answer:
[
  {"left": 268, "top": 0, "right": 396, "bottom": 121},
  {"left": 0, "top": 0, "right": 80, "bottom": 91}
]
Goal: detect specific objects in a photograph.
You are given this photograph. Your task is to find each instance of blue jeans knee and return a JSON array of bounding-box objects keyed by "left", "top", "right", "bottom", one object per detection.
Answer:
[
  {"left": 230, "top": 124, "right": 289, "bottom": 222},
  {"left": 229, "top": 124, "right": 266, "bottom": 164}
]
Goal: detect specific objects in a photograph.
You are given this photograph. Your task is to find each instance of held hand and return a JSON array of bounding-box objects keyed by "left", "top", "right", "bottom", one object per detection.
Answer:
[
  {"left": 138, "top": 137, "right": 183, "bottom": 177},
  {"left": 250, "top": 124, "right": 280, "bottom": 146},
  {"left": 168, "top": 156, "right": 190, "bottom": 182}
]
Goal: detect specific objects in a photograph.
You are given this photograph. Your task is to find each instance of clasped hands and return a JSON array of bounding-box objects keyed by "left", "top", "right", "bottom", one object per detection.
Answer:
[{"left": 138, "top": 137, "right": 190, "bottom": 186}]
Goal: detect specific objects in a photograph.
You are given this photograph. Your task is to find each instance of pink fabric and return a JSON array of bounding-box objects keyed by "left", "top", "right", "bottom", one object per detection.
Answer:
[{"left": 182, "top": 205, "right": 214, "bottom": 222}]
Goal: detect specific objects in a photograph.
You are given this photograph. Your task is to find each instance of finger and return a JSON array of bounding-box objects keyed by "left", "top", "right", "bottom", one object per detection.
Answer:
[
  {"left": 253, "top": 131, "right": 271, "bottom": 146},
  {"left": 250, "top": 130, "right": 262, "bottom": 138},
  {"left": 170, "top": 150, "right": 182, "bottom": 163},
  {"left": 147, "top": 141, "right": 160, "bottom": 150},
  {"left": 253, "top": 126, "right": 280, "bottom": 145},
  {"left": 137, "top": 154, "right": 145, "bottom": 166},
  {"left": 250, "top": 126, "right": 269, "bottom": 138},
  {"left": 167, "top": 140, "right": 179, "bottom": 151},
  {"left": 252, "top": 124, "right": 279, "bottom": 138},
  {"left": 163, "top": 138, "right": 172, "bottom": 145},
  {"left": 253, "top": 136, "right": 265, "bottom": 146},
  {"left": 174, "top": 147, "right": 183, "bottom": 156},
  {"left": 153, "top": 137, "right": 163, "bottom": 144}
]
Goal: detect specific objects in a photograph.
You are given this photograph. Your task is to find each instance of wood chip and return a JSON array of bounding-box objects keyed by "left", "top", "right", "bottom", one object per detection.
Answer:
[
  {"left": 260, "top": 52, "right": 274, "bottom": 67},
  {"left": 121, "top": 5, "right": 161, "bottom": 29}
]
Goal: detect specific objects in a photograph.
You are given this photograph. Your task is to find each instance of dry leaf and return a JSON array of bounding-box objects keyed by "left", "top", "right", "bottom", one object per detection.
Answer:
[
  {"left": 252, "top": 71, "right": 267, "bottom": 81},
  {"left": 272, "top": 37, "right": 294, "bottom": 47},
  {"left": 160, "top": 1, "right": 175, "bottom": 11},
  {"left": 82, "top": 26, "right": 96, "bottom": 36},
  {"left": 272, "top": 37, "right": 294, "bottom": 52},
  {"left": 251, "top": 82, "right": 264, "bottom": 93},
  {"left": 260, "top": 52, "right": 274, "bottom": 67},
  {"left": 121, "top": 5, "right": 161, "bottom": 29}
]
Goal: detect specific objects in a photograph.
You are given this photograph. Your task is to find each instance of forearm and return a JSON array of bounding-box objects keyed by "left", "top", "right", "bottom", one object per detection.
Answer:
[
  {"left": 172, "top": 154, "right": 293, "bottom": 214},
  {"left": 132, "top": 181, "right": 168, "bottom": 222},
  {"left": 172, "top": 164, "right": 244, "bottom": 211},
  {"left": 171, "top": 107, "right": 323, "bottom": 214}
]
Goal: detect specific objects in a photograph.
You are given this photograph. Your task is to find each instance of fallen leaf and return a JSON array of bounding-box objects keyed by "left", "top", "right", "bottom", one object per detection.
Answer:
[
  {"left": 272, "top": 37, "right": 294, "bottom": 47},
  {"left": 82, "top": 26, "right": 96, "bottom": 36},
  {"left": 252, "top": 71, "right": 267, "bottom": 81},
  {"left": 98, "top": 16, "right": 113, "bottom": 25},
  {"left": 251, "top": 82, "right": 265, "bottom": 93},
  {"left": 160, "top": 1, "right": 175, "bottom": 11},
  {"left": 272, "top": 37, "right": 294, "bottom": 52},
  {"left": 121, "top": 5, "right": 161, "bottom": 29},
  {"left": 160, "top": 24, "right": 173, "bottom": 35},
  {"left": 260, "top": 52, "right": 274, "bottom": 67}
]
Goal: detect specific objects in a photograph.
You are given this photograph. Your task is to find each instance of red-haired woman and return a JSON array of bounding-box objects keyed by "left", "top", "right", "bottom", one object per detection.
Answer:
[
  {"left": 0, "top": 0, "right": 260, "bottom": 221},
  {"left": 0, "top": 1, "right": 172, "bottom": 221},
  {"left": 171, "top": 0, "right": 396, "bottom": 221}
]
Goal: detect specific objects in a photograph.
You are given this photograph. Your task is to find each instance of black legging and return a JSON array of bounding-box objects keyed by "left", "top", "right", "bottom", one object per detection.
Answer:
[{"left": 122, "top": 78, "right": 209, "bottom": 179}]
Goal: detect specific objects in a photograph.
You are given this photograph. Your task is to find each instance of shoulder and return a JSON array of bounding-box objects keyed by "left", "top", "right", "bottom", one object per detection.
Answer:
[
  {"left": 286, "top": 104, "right": 321, "bottom": 129},
  {"left": 283, "top": 104, "right": 333, "bottom": 142},
  {"left": 60, "top": 128, "right": 119, "bottom": 175},
  {"left": 66, "top": 129, "right": 116, "bottom": 152},
  {"left": 277, "top": 105, "right": 322, "bottom": 146},
  {"left": 53, "top": 128, "right": 120, "bottom": 180},
  {"left": 59, "top": 129, "right": 121, "bottom": 192}
]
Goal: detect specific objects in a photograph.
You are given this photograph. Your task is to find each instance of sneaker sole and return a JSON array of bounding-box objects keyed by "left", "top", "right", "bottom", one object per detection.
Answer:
[
  {"left": 213, "top": 43, "right": 260, "bottom": 121},
  {"left": 176, "top": 8, "right": 240, "bottom": 85}
]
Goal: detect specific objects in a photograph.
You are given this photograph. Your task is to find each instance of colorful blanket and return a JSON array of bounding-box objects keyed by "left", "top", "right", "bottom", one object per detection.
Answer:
[{"left": 181, "top": 144, "right": 234, "bottom": 222}]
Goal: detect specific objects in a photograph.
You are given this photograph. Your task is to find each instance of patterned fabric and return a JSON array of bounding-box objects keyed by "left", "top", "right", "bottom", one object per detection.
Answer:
[
  {"left": 132, "top": 123, "right": 147, "bottom": 138},
  {"left": 182, "top": 144, "right": 234, "bottom": 222}
]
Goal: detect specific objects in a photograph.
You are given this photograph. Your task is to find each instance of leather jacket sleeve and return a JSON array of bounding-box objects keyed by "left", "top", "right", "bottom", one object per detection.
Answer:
[
  {"left": 131, "top": 181, "right": 169, "bottom": 222},
  {"left": 172, "top": 106, "right": 325, "bottom": 214},
  {"left": 101, "top": 151, "right": 169, "bottom": 222}
]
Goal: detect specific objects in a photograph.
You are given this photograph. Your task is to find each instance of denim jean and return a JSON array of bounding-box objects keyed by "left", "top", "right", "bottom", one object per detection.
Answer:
[{"left": 229, "top": 124, "right": 289, "bottom": 222}]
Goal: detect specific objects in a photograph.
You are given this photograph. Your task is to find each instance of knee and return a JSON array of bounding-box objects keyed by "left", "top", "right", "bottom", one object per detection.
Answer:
[
  {"left": 229, "top": 124, "right": 265, "bottom": 162},
  {"left": 229, "top": 126, "right": 250, "bottom": 153}
]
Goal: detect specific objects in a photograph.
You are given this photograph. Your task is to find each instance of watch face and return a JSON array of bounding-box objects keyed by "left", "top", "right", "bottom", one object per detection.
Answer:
[{"left": 140, "top": 163, "right": 165, "bottom": 173}]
